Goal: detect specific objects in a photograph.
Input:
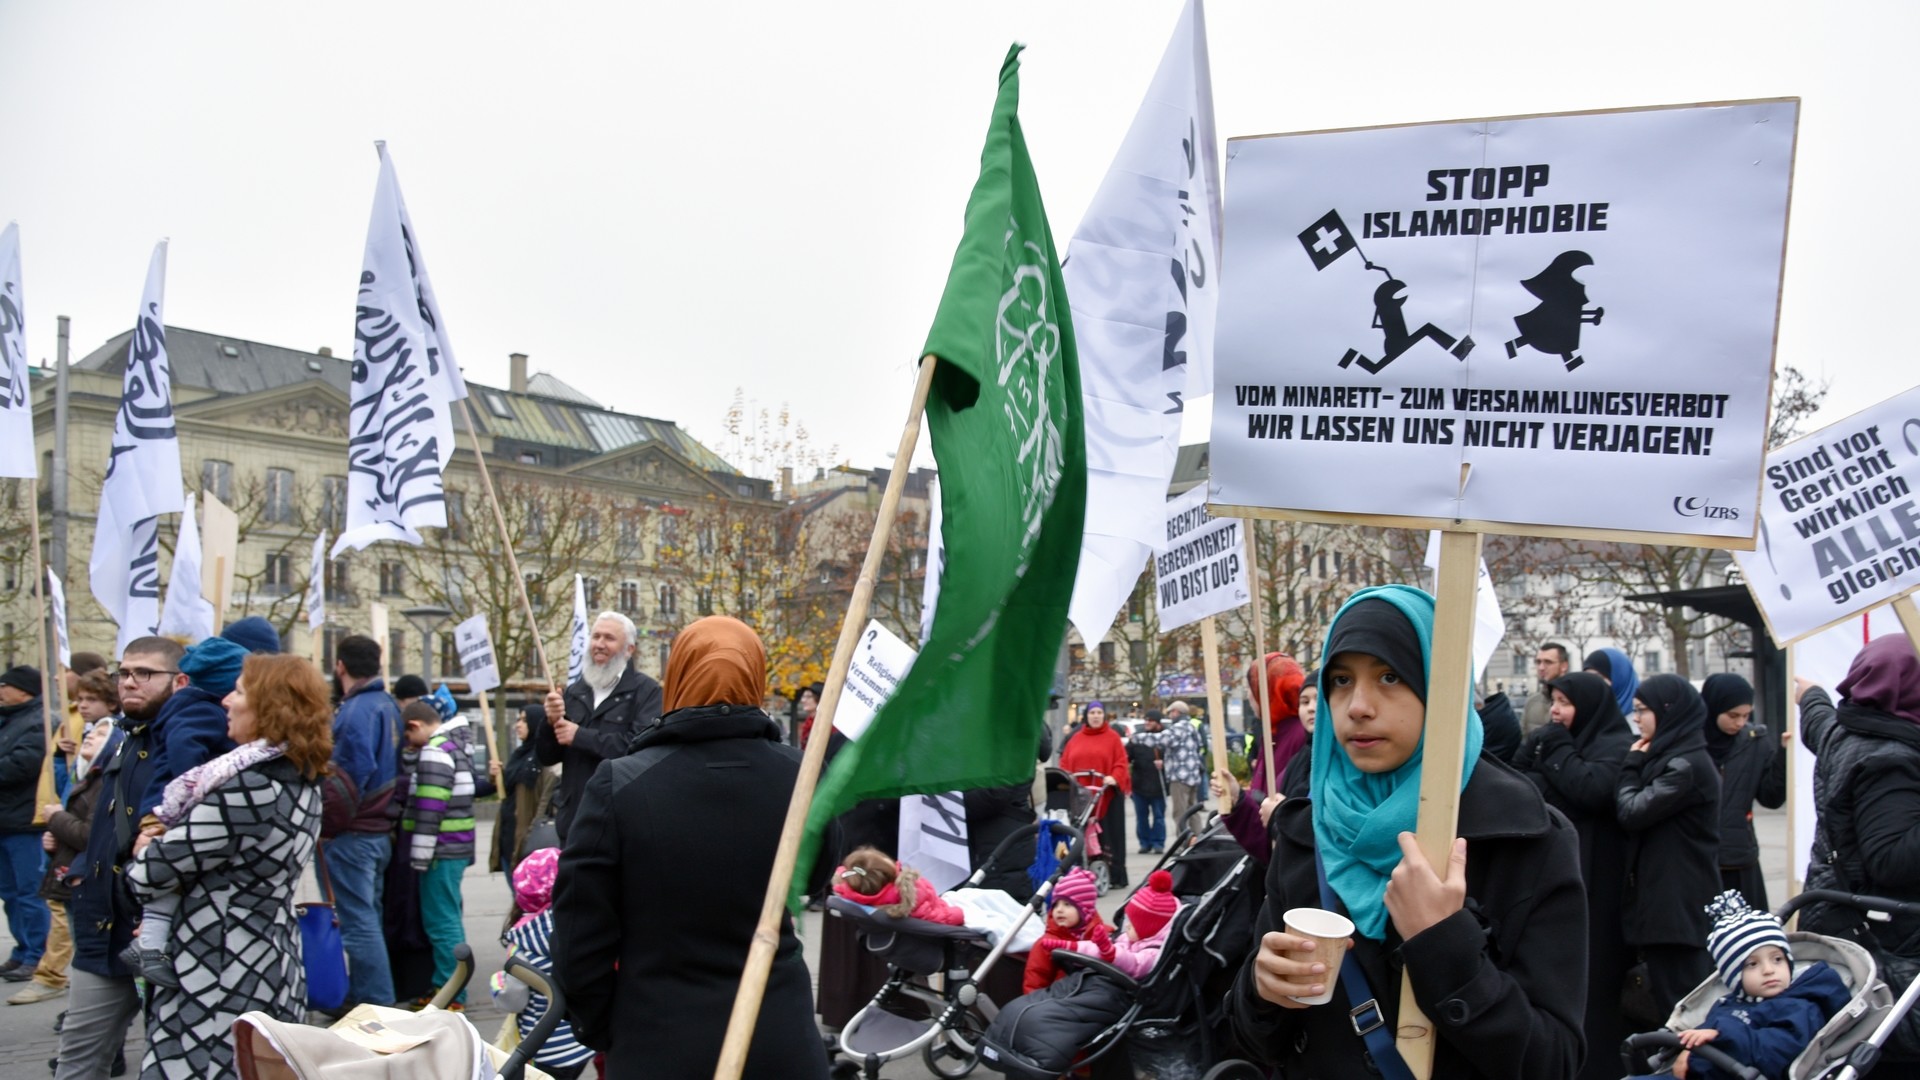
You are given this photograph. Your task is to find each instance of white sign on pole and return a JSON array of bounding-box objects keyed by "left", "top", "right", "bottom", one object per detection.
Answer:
[
  {"left": 834, "top": 619, "right": 918, "bottom": 742},
  {"left": 199, "top": 489, "right": 239, "bottom": 621},
  {"left": 1210, "top": 100, "right": 1797, "bottom": 543},
  {"left": 899, "top": 792, "right": 971, "bottom": 895},
  {"left": 307, "top": 531, "right": 328, "bottom": 631},
  {"left": 0, "top": 222, "right": 35, "bottom": 480},
  {"left": 1153, "top": 484, "right": 1249, "bottom": 632},
  {"left": 568, "top": 574, "right": 588, "bottom": 684},
  {"left": 1732, "top": 385, "right": 1920, "bottom": 643},
  {"left": 46, "top": 569, "right": 70, "bottom": 669},
  {"left": 453, "top": 613, "right": 501, "bottom": 693},
  {"left": 1422, "top": 531, "right": 1505, "bottom": 681}
]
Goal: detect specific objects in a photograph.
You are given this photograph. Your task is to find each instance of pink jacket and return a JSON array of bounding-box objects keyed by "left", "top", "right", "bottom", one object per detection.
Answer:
[
  {"left": 832, "top": 867, "right": 965, "bottom": 926},
  {"left": 1076, "top": 916, "right": 1173, "bottom": 978}
]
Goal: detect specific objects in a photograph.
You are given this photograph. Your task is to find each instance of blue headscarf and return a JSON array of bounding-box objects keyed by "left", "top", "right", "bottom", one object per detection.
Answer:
[
  {"left": 179, "top": 636, "right": 249, "bottom": 696},
  {"left": 1309, "top": 585, "right": 1483, "bottom": 941},
  {"left": 1586, "top": 646, "right": 1639, "bottom": 728}
]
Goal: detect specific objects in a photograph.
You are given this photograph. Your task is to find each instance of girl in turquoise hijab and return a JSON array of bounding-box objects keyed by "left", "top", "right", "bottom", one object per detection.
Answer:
[{"left": 1309, "top": 585, "right": 1483, "bottom": 940}]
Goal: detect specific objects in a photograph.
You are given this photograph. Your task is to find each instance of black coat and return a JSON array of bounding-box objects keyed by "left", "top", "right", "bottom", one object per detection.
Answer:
[
  {"left": 1478, "top": 692, "right": 1523, "bottom": 764},
  {"left": 1800, "top": 687, "right": 1920, "bottom": 956},
  {"left": 535, "top": 666, "right": 663, "bottom": 843},
  {"left": 552, "top": 704, "right": 827, "bottom": 1080},
  {"left": 1511, "top": 674, "right": 1633, "bottom": 1080},
  {"left": 1615, "top": 689, "right": 1722, "bottom": 948},
  {"left": 1712, "top": 723, "right": 1786, "bottom": 870},
  {"left": 0, "top": 696, "right": 46, "bottom": 832},
  {"left": 1125, "top": 738, "right": 1165, "bottom": 798},
  {"left": 1228, "top": 756, "right": 1588, "bottom": 1080}
]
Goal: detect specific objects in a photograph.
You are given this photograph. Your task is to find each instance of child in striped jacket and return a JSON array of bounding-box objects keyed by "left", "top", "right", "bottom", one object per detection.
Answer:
[
  {"left": 490, "top": 847, "right": 593, "bottom": 1078},
  {"left": 400, "top": 700, "right": 476, "bottom": 1004}
]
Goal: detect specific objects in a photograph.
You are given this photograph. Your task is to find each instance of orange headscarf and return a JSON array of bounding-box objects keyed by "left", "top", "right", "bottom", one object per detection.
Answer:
[
  {"left": 1247, "top": 652, "right": 1305, "bottom": 726},
  {"left": 662, "top": 616, "right": 767, "bottom": 714}
]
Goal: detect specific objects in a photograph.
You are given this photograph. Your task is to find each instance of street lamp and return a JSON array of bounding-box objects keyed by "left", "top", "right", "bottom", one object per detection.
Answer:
[{"left": 399, "top": 604, "right": 455, "bottom": 679}]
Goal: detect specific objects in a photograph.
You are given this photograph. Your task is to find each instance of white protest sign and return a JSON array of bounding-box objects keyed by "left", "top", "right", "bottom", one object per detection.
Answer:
[
  {"left": 833, "top": 619, "right": 917, "bottom": 742},
  {"left": 1153, "top": 484, "right": 1249, "bottom": 632},
  {"left": 1423, "top": 531, "right": 1505, "bottom": 681},
  {"left": 899, "top": 791, "right": 971, "bottom": 895},
  {"left": 47, "top": 569, "right": 70, "bottom": 668},
  {"left": 453, "top": 613, "right": 501, "bottom": 693},
  {"left": 1210, "top": 100, "right": 1796, "bottom": 544},
  {"left": 199, "top": 489, "right": 239, "bottom": 618},
  {"left": 1732, "top": 385, "right": 1920, "bottom": 643}
]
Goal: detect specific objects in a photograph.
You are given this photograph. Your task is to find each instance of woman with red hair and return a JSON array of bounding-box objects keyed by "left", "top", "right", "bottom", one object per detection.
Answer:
[{"left": 1212, "top": 652, "right": 1307, "bottom": 862}]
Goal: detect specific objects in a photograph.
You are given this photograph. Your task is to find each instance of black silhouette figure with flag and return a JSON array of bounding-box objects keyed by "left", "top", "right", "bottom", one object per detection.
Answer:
[
  {"left": 1296, "top": 210, "right": 1475, "bottom": 374},
  {"left": 1505, "top": 250, "right": 1604, "bottom": 371}
]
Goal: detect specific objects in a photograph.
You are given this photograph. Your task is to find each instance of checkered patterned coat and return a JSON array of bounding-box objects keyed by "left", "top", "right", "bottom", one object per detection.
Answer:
[{"left": 128, "top": 755, "right": 321, "bottom": 1079}]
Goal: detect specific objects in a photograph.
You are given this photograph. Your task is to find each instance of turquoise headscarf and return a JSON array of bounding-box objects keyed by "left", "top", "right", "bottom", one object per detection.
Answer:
[{"left": 1309, "top": 584, "right": 1483, "bottom": 941}]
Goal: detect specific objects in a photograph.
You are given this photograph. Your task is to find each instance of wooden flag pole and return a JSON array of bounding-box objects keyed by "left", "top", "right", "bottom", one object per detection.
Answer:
[
  {"left": 25, "top": 480, "right": 58, "bottom": 826},
  {"left": 1892, "top": 594, "right": 1920, "bottom": 655},
  {"left": 1200, "top": 615, "right": 1233, "bottom": 814},
  {"left": 311, "top": 624, "right": 325, "bottom": 672},
  {"left": 1394, "top": 527, "right": 1483, "bottom": 1078},
  {"left": 369, "top": 603, "right": 390, "bottom": 684},
  {"left": 459, "top": 397, "right": 555, "bottom": 690},
  {"left": 211, "top": 555, "right": 229, "bottom": 631},
  {"left": 1783, "top": 642, "right": 1800, "bottom": 905},
  {"left": 714, "top": 356, "right": 938, "bottom": 1080},
  {"left": 477, "top": 691, "right": 502, "bottom": 790},
  {"left": 1244, "top": 531, "right": 1277, "bottom": 796}
]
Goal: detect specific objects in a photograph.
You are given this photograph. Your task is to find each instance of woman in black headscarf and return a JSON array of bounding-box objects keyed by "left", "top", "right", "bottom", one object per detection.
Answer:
[
  {"left": 1615, "top": 673, "right": 1723, "bottom": 1026},
  {"left": 1700, "top": 673, "right": 1785, "bottom": 911},
  {"left": 1513, "top": 671, "right": 1634, "bottom": 1080}
]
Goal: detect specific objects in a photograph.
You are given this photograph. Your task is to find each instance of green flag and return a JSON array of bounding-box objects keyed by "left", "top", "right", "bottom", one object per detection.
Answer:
[{"left": 801, "top": 43, "right": 1086, "bottom": 886}]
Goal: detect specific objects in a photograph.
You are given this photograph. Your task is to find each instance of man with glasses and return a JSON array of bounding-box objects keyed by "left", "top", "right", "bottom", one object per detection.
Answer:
[{"left": 55, "top": 637, "right": 185, "bottom": 1080}]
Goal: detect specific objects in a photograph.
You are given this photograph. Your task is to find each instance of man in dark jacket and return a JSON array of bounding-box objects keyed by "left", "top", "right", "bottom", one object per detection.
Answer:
[
  {"left": 322, "top": 634, "right": 401, "bottom": 1009},
  {"left": 56, "top": 636, "right": 183, "bottom": 1080},
  {"left": 538, "top": 611, "right": 662, "bottom": 843},
  {"left": 0, "top": 666, "right": 51, "bottom": 983},
  {"left": 1124, "top": 723, "right": 1166, "bottom": 853},
  {"left": 552, "top": 616, "right": 825, "bottom": 1079}
]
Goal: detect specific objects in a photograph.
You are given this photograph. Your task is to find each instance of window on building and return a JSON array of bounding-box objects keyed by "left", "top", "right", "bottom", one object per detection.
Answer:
[
  {"left": 660, "top": 515, "right": 680, "bottom": 549},
  {"left": 1128, "top": 589, "right": 1143, "bottom": 623},
  {"left": 518, "top": 450, "right": 542, "bottom": 466},
  {"left": 440, "top": 635, "right": 460, "bottom": 679},
  {"left": 1333, "top": 551, "right": 1342, "bottom": 575},
  {"left": 2, "top": 556, "right": 15, "bottom": 592},
  {"left": 1511, "top": 651, "right": 1528, "bottom": 676},
  {"left": 618, "top": 580, "right": 641, "bottom": 614},
  {"left": 264, "top": 468, "right": 295, "bottom": 525},
  {"left": 262, "top": 552, "right": 293, "bottom": 595},
  {"left": 1317, "top": 552, "right": 1328, "bottom": 578},
  {"left": 1599, "top": 610, "right": 1617, "bottom": 634},
  {"left": 583, "top": 577, "right": 601, "bottom": 609},
  {"left": 1129, "top": 639, "right": 1147, "bottom": 671},
  {"left": 525, "top": 572, "right": 545, "bottom": 611},
  {"left": 525, "top": 501, "right": 546, "bottom": 541},
  {"left": 321, "top": 476, "right": 347, "bottom": 532},
  {"left": 1069, "top": 643, "right": 1085, "bottom": 672},
  {"left": 201, "top": 459, "right": 233, "bottom": 504},
  {"left": 325, "top": 557, "right": 351, "bottom": 603},
  {"left": 389, "top": 630, "right": 409, "bottom": 677},
  {"left": 697, "top": 526, "right": 716, "bottom": 556},
  {"left": 1098, "top": 641, "right": 1115, "bottom": 668},
  {"left": 1553, "top": 614, "right": 1572, "bottom": 635},
  {"left": 583, "top": 510, "right": 602, "bottom": 542},
  {"left": 446, "top": 491, "right": 469, "bottom": 541},
  {"left": 379, "top": 561, "right": 405, "bottom": 597},
  {"left": 323, "top": 626, "right": 344, "bottom": 668},
  {"left": 1645, "top": 650, "right": 1662, "bottom": 673},
  {"left": 658, "top": 583, "right": 679, "bottom": 617},
  {"left": 617, "top": 515, "right": 641, "bottom": 558},
  {"left": 484, "top": 391, "right": 514, "bottom": 420},
  {"left": 697, "top": 587, "right": 715, "bottom": 616}
]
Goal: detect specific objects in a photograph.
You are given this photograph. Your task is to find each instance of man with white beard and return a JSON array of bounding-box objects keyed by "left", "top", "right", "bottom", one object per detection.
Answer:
[{"left": 538, "top": 612, "right": 664, "bottom": 843}]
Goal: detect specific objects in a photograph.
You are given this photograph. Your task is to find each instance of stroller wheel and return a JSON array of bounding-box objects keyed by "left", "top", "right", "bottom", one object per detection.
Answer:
[
  {"left": 1091, "top": 858, "right": 1111, "bottom": 897},
  {"left": 1201, "top": 1061, "right": 1267, "bottom": 1080},
  {"left": 922, "top": 1007, "right": 988, "bottom": 1078}
]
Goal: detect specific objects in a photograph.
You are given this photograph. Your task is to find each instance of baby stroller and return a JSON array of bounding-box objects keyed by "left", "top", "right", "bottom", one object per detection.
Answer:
[
  {"left": 1621, "top": 889, "right": 1920, "bottom": 1080},
  {"left": 825, "top": 821, "right": 1087, "bottom": 1080},
  {"left": 979, "top": 813, "right": 1267, "bottom": 1080},
  {"left": 234, "top": 943, "right": 565, "bottom": 1080},
  {"left": 1044, "top": 767, "right": 1116, "bottom": 895}
]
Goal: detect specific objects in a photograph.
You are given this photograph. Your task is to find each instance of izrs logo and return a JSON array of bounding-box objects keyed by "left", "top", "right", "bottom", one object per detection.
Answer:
[{"left": 1672, "top": 496, "right": 1740, "bottom": 521}]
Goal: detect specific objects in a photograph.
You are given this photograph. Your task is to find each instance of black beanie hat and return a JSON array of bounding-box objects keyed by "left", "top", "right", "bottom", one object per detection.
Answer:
[
  {"left": 0, "top": 666, "right": 43, "bottom": 698},
  {"left": 1324, "top": 599, "right": 1428, "bottom": 703}
]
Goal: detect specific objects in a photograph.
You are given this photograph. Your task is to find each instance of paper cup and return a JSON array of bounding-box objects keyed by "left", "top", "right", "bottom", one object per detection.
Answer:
[{"left": 1282, "top": 906, "right": 1355, "bottom": 1005}]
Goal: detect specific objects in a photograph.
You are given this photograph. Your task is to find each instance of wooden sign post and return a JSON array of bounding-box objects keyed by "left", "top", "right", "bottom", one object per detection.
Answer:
[
  {"left": 1244, "top": 539, "right": 1278, "bottom": 795},
  {"left": 1893, "top": 594, "right": 1920, "bottom": 652},
  {"left": 369, "top": 603, "right": 390, "bottom": 683},
  {"left": 200, "top": 490, "right": 240, "bottom": 627},
  {"left": 1200, "top": 615, "right": 1233, "bottom": 814}
]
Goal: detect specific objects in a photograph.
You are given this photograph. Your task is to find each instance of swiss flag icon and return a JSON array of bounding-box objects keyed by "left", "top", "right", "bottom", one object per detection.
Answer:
[{"left": 1297, "top": 210, "right": 1356, "bottom": 271}]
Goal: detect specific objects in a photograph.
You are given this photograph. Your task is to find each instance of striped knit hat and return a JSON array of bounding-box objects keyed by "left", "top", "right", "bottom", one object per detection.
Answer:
[
  {"left": 1050, "top": 868, "right": 1100, "bottom": 924},
  {"left": 1705, "top": 890, "right": 1791, "bottom": 988}
]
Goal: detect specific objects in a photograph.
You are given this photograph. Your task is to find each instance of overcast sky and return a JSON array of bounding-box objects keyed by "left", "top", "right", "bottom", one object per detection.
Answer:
[{"left": 3, "top": 1, "right": 1912, "bottom": 476}]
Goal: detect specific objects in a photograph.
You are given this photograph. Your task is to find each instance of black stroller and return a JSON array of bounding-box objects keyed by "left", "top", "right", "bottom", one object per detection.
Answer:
[
  {"left": 1044, "top": 766, "right": 1117, "bottom": 895},
  {"left": 979, "top": 811, "right": 1267, "bottom": 1080},
  {"left": 1621, "top": 889, "right": 1920, "bottom": 1079},
  {"left": 825, "top": 821, "right": 1087, "bottom": 1080}
]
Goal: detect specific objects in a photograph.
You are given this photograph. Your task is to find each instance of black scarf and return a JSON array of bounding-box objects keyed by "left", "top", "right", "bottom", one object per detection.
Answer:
[
  {"left": 1323, "top": 598, "right": 1427, "bottom": 703},
  {"left": 1638, "top": 673, "right": 1709, "bottom": 760},
  {"left": 1699, "top": 673, "right": 1753, "bottom": 764},
  {"left": 1546, "top": 671, "right": 1625, "bottom": 746}
]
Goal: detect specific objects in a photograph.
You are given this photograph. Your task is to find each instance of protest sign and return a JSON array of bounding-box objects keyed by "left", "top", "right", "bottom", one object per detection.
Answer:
[
  {"left": 46, "top": 569, "right": 70, "bottom": 668},
  {"left": 453, "top": 613, "right": 501, "bottom": 693},
  {"left": 1732, "top": 385, "right": 1920, "bottom": 642},
  {"left": 199, "top": 489, "right": 239, "bottom": 621},
  {"left": 899, "top": 792, "right": 971, "bottom": 895},
  {"left": 1153, "top": 485, "right": 1250, "bottom": 632},
  {"left": 832, "top": 619, "right": 917, "bottom": 742},
  {"left": 1210, "top": 99, "right": 1797, "bottom": 547}
]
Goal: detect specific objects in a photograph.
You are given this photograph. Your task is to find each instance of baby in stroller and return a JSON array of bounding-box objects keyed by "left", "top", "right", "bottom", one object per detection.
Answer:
[
  {"left": 1023, "top": 867, "right": 1115, "bottom": 994},
  {"left": 1630, "top": 891, "right": 1850, "bottom": 1079},
  {"left": 832, "top": 845, "right": 967, "bottom": 925}
]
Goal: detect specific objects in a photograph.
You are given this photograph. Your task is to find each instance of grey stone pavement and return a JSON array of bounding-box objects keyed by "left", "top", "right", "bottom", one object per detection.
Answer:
[{"left": 0, "top": 808, "right": 1792, "bottom": 1079}]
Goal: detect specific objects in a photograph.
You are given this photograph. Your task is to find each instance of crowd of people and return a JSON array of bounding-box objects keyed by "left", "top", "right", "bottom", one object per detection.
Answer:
[{"left": 1, "top": 590, "right": 1917, "bottom": 1079}]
